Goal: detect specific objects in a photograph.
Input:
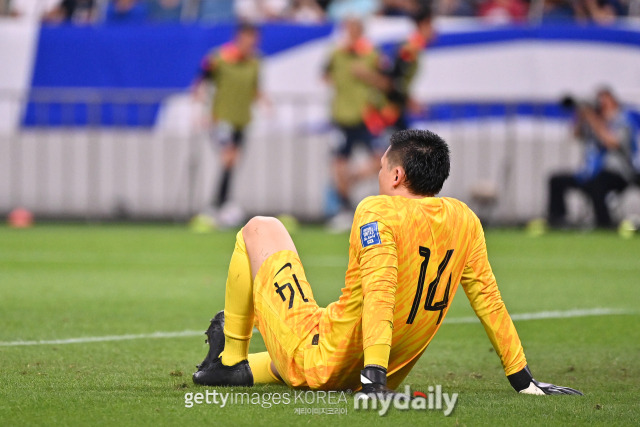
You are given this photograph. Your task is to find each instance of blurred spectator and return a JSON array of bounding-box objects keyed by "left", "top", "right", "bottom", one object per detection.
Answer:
[
  {"left": 541, "top": 0, "right": 578, "bottom": 22},
  {"left": 105, "top": 0, "right": 148, "bottom": 24},
  {"left": 548, "top": 88, "right": 638, "bottom": 229},
  {"left": 436, "top": 0, "right": 477, "bottom": 16},
  {"left": 236, "top": 0, "right": 289, "bottom": 22},
  {"left": 379, "top": 0, "right": 420, "bottom": 16},
  {"left": 1, "top": 0, "right": 17, "bottom": 16},
  {"left": 327, "top": 0, "right": 379, "bottom": 20},
  {"left": 198, "top": 0, "right": 234, "bottom": 22},
  {"left": 147, "top": 0, "right": 183, "bottom": 22},
  {"left": 478, "top": 0, "right": 528, "bottom": 23},
  {"left": 43, "top": 0, "right": 96, "bottom": 23},
  {"left": 287, "top": 0, "right": 326, "bottom": 22},
  {"left": 583, "top": 0, "right": 627, "bottom": 22}
]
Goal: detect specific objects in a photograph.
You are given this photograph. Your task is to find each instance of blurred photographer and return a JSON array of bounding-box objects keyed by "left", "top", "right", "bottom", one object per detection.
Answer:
[{"left": 548, "top": 88, "right": 638, "bottom": 229}]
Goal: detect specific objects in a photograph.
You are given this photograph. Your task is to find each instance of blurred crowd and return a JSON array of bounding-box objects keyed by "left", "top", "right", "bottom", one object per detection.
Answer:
[{"left": 0, "top": 0, "right": 637, "bottom": 25}]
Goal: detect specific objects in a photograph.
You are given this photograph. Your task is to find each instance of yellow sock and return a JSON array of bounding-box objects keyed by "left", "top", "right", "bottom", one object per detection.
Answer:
[
  {"left": 364, "top": 344, "right": 391, "bottom": 370},
  {"left": 220, "top": 229, "right": 254, "bottom": 366},
  {"left": 248, "top": 352, "right": 283, "bottom": 384}
]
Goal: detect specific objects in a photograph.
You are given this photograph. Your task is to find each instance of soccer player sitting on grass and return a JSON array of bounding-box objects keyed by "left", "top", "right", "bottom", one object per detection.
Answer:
[{"left": 192, "top": 129, "right": 582, "bottom": 397}]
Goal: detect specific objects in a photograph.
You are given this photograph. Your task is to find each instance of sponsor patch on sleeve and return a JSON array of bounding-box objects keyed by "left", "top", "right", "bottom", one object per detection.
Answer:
[{"left": 360, "top": 221, "right": 382, "bottom": 248}]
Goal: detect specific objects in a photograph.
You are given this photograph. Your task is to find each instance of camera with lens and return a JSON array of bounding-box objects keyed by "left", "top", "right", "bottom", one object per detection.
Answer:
[{"left": 560, "top": 94, "right": 598, "bottom": 112}]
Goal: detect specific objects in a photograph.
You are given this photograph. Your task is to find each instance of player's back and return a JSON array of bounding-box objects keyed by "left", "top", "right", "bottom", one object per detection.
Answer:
[
  {"left": 306, "top": 195, "right": 481, "bottom": 390},
  {"left": 382, "top": 195, "right": 478, "bottom": 373}
]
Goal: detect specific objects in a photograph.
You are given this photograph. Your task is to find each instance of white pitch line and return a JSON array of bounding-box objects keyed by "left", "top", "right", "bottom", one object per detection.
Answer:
[
  {"left": 0, "top": 308, "right": 634, "bottom": 347},
  {"left": 445, "top": 307, "right": 634, "bottom": 324},
  {"left": 0, "top": 330, "right": 203, "bottom": 347}
]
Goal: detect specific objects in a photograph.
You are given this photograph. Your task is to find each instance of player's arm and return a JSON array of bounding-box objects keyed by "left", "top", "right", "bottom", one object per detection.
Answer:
[
  {"left": 253, "top": 59, "right": 270, "bottom": 108},
  {"left": 461, "top": 213, "right": 582, "bottom": 395},
  {"left": 355, "top": 207, "right": 399, "bottom": 397},
  {"left": 350, "top": 53, "right": 392, "bottom": 92},
  {"left": 460, "top": 214, "right": 526, "bottom": 377},
  {"left": 192, "top": 53, "right": 218, "bottom": 99},
  {"left": 323, "top": 52, "right": 335, "bottom": 84},
  {"left": 579, "top": 105, "right": 621, "bottom": 149}
]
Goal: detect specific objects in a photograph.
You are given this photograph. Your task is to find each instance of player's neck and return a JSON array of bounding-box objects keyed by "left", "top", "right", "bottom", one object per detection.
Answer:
[{"left": 387, "top": 187, "right": 432, "bottom": 200}]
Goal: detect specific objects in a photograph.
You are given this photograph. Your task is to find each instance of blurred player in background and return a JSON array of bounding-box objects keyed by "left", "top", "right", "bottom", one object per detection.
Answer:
[
  {"left": 191, "top": 129, "right": 582, "bottom": 398},
  {"left": 547, "top": 87, "right": 639, "bottom": 229},
  {"left": 354, "top": 6, "right": 434, "bottom": 134},
  {"left": 191, "top": 23, "right": 261, "bottom": 230},
  {"left": 324, "top": 17, "right": 384, "bottom": 232}
]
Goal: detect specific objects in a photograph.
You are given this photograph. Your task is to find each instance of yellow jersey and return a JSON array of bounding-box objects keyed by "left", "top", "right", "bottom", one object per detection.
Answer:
[{"left": 303, "top": 195, "right": 527, "bottom": 390}]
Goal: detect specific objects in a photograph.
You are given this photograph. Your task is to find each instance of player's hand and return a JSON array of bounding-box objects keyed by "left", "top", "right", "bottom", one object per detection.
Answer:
[
  {"left": 357, "top": 365, "right": 397, "bottom": 400},
  {"left": 508, "top": 365, "right": 583, "bottom": 396}
]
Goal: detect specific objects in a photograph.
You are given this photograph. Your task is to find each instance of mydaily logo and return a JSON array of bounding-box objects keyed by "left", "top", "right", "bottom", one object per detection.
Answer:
[{"left": 354, "top": 385, "right": 458, "bottom": 416}]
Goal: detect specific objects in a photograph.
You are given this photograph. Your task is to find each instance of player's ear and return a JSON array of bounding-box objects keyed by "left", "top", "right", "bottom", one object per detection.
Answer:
[{"left": 393, "top": 166, "right": 406, "bottom": 188}]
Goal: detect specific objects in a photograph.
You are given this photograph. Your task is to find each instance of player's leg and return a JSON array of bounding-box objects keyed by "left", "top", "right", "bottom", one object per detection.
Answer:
[
  {"left": 248, "top": 352, "right": 282, "bottom": 384},
  {"left": 243, "top": 216, "right": 322, "bottom": 386},
  {"left": 218, "top": 225, "right": 255, "bottom": 367},
  {"left": 584, "top": 171, "right": 628, "bottom": 228},
  {"left": 356, "top": 124, "right": 382, "bottom": 181},
  {"left": 214, "top": 215, "right": 296, "bottom": 367},
  {"left": 215, "top": 149, "right": 235, "bottom": 208},
  {"left": 193, "top": 216, "right": 303, "bottom": 383},
  {"left": 328, "top": 126, "right": 357, "bottom": 232},
  {"left": 333, "top": 157, "right": 351, "bottom": 208},
  {"left": 214, "top": 127, "right": 244, "bottom": 208},
  {"left": 548, "top": 172, "right": 579, "bottom": 227},
  {"left": 193, "top": 228, "right": 255, "bottom": 386},
  {"left": 190, "top": 123, "right": 240, "bottom": 231},
  {"left": 332, "top": 125, "right": 355, "bottom": 212},
  {"left": 193, "top": 217, "right": 320, "bottom": 387}
]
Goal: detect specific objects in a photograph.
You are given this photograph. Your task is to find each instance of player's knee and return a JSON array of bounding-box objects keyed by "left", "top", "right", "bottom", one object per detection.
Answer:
[{"left": 242, "top": 216, "right": 283, "bottom": 243}]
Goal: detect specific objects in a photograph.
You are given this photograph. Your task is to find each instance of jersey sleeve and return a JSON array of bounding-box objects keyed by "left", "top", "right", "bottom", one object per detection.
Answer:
[
  {"left": 460, "top": 213, "right": 527, "bottom": 376},
  {"left": 352, "top": 200, "right": 399, "bottom": 360}
]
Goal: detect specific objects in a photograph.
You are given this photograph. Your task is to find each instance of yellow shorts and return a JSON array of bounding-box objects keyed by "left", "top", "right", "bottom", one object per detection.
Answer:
[{"left": 253, "top": 250, "right": 323, "bottom": 387}]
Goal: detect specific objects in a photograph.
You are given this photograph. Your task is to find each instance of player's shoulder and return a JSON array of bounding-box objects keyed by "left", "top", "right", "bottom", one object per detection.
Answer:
[
  {"left": 355, "top": 195, "right": 396, "bottom": 216},
  {"left": 439, "top": 197, "right": 483, "bottom": 231},
  {"left": 439, "top": 196, "right": 478, "bottom": 216},
  {"left": 439, "top": 196, "right": 470, "bottom": 210},
  {"left": 355, "top": 195, "right": 480, "bottom": 224},
  {"left": 330, "top": 45, "right": 345, "bottom": 58}
]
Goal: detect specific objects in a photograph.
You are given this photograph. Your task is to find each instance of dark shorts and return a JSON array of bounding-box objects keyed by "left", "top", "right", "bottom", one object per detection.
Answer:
[
  {"left": 213, "top": 121, "right": 245, "bottom": 148},
  {"left": 333, "top": 123, "right": 373, "bottom": 158}
]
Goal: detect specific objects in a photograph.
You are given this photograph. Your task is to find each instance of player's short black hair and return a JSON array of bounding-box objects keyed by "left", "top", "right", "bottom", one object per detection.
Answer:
[{"left": 386, "top": 129, "right": 450, "bottom": 196}]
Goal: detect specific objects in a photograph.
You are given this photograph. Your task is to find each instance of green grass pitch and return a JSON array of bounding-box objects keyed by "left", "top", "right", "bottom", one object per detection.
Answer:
[{"left": 1, "top": 224, "right": 639, "bottom": 426}]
